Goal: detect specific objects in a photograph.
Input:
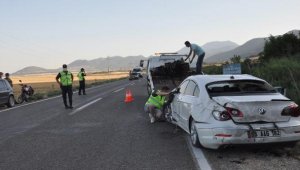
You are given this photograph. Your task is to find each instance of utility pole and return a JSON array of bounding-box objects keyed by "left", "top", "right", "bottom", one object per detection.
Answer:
[
  {"left": 107, "top": 56, "right": 110, "bottom": 73},
  {"left": 107, "top": 56, "right": 110, "bottom": 80}
]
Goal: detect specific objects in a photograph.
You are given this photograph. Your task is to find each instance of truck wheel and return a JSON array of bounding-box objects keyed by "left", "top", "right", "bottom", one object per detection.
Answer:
[
  {"left": 190, "top": 120, "right": 201, "bottom": 147},
  {"left": 7, "top": 95, "right": 15, "bottom": 107}
]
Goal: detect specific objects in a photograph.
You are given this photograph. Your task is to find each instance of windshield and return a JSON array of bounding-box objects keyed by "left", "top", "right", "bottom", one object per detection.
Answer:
[{"left": 206, "top": 80, "right": 276, "bottom": 96}]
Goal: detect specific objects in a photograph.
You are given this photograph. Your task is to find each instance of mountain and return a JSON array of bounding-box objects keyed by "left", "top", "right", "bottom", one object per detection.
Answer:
[
  {"left": 205, "top": 38, "right": 266, "bottom": 63},
  {"left": 177, "top": 41, "right": 239, "bottom": 58},
  {"left": 13, "top": 66, "right": 58, "bottom": 75},
  {"left": 13, "top": 55, "right": 147, "bottom": 75},
  {"left": 202, "top": 41, "right": 239, "bottom": 58},
  {"left": 68, "top": 55, "right": 147, "bottom": 72},
  {"left": 205, "top": 30, "right": 300, "bottom": 63}
]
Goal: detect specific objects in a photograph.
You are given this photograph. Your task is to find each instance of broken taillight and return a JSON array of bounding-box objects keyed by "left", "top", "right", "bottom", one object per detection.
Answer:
[
  {"left": 281, "top": 103, "right": 300, "bottom": 117},
  {"left": 212, "top": 110, "right": 231, "bottom": 121},
  {"left": 225, "top": 107, "right": 244, "bottom": 117}
]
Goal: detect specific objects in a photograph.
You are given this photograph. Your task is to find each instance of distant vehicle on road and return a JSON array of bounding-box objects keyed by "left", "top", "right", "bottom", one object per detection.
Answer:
[
  {"left": 169, "top": 74, "right": 300, "bottom": 149},
  {"left": 0, "top": 79, "right": 15, "bottom": 107},
  {"left": 129, "top": 67, "right": 143, "bottom": 80}
]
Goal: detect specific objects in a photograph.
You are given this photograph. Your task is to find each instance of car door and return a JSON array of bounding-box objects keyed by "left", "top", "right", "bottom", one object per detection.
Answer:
[
  {"left": 0, "top": 80, "right": 9, "bottom": 104},
  {"left": 178, "top": 81, "right": 199, "bottom": 132},
  {"left": 171, "top": 80, "right": 189, "bottom": 128}
]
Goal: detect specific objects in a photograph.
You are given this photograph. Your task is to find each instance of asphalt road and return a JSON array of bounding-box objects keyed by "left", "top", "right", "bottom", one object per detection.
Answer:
[
  {"left": 1, "top": 78, "right": 300, "bottom": 170},
  {"left": 0, "top": 79, "right": 196, "bottom": 170}
]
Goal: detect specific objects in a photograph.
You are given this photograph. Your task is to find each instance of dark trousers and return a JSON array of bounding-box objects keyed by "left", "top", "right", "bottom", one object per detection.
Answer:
[
  {"left": 79, "top": 80, "right": 86, "bottom": 94},
  {"left": 61, "top": 85, "right": 73, "bottom": 107},
  {"left": 196, "top": 53, "right": 205, "bottom": 74}
]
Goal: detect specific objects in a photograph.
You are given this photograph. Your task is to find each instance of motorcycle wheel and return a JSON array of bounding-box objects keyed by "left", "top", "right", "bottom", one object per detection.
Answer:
[{"left": 17, "top": 95, "right": 24, "bottom": 104}]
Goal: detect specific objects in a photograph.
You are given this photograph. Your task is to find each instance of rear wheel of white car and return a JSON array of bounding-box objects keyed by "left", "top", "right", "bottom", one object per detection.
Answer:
[
  {"left": 190, "top": 120, "right": 201, "bottom": 147},
  {"left": 7, "top": 95, "right": 15, "bottom": 107}
]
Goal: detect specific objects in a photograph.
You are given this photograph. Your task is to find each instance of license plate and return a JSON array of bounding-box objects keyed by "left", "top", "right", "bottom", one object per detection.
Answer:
[{"left": 248, "top": 129, "right": 281, "bottom": 138}]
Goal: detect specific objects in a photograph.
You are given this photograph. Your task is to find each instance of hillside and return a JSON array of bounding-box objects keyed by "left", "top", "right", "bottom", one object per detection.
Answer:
[
  {"left": 205, "top": 29, "right": 300, "bottom": 63},
  {"left": 177, "top": 41, "right": 239, "bottom": 58},
  {"left": 205, "top": 38, "right": 266, "bottom": 63},
  {"left": 13, "top": 55, "right": 146, "bottom": 75},
  {"left": 13, "top": 66, "right": 59, "bottom": 75}
]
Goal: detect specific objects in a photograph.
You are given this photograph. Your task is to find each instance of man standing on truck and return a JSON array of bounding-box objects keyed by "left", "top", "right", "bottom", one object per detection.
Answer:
[
  {"left": 56, "top": 64, "right": 74, "bottom": 109},
  {"left": 144, "top": 86, "right": 170, "bottom": 123},
  {"left": 184, "top": 41, "right": 205, "bottom": 74}
]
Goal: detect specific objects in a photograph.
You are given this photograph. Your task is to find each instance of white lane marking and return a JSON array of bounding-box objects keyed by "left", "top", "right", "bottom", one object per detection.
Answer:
[
  {"left": 130, "top": 83, "right": 135, "bottom": 85},
  {"left": 186, "top": 137, "right": 212, "bottom": 170},
  {"left": 0, "top": 80, "right": 129, "bottom": 113},
  {"left": 0, "top": 95, "right": 61, "bottom": 113},
  {"left": 69, "top": 97, "right": 103, "bottom": 116},
  {"left": 113, "top": 87, "right": 124, "bottom": 93}
]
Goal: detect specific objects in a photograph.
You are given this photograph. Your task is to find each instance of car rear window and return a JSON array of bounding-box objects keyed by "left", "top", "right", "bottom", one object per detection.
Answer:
[{"left": 206, "top": 80, "right": 276, "bottom": 96}]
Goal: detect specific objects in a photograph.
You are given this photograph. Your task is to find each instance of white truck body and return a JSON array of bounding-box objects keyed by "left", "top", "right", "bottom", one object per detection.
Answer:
[{"left": 146, "top": 54, "right": 193, "bottom": 95}]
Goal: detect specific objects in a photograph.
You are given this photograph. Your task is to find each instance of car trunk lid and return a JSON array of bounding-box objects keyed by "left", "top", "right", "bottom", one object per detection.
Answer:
[{"left": 212, "top": 95, "right": 291, "bottom": 123}]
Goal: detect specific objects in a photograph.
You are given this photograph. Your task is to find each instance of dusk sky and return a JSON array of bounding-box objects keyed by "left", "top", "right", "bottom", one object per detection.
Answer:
[{"left": 0, "top": 0, "right": 299, "bottom": 73}]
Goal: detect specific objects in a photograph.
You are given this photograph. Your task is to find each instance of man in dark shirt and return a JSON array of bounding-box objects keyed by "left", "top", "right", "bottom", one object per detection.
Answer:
[
  {"left": 56, "top": 64, "right": 74, "bottom": 109},
  {"left": 4, "top": 73, "right": 13, "bottom": 87}
]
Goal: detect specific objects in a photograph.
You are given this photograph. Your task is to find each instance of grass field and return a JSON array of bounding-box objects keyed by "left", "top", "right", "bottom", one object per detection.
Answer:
[{"left": 11, "top": 71, "right": 129, "bottom": 99}]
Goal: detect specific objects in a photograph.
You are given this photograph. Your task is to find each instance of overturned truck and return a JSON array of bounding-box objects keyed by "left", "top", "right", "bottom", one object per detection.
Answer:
[{"left": 145, "top": 53, "right": 194, "bottom": 95}]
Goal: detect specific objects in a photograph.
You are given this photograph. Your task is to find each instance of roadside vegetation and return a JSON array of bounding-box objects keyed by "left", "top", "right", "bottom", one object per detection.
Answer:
[
  {"left": 12, "top": 72, "right": 129, "bottom": 102},
  {"left": 203, "top": 32, "right": 300, "bottom": 104}
]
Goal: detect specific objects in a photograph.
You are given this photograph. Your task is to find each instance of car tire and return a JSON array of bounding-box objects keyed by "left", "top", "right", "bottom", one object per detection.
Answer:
[
  {"left": 147, "top": 84, "right": 152, "bottom": 96},
  {"left": 190, "top": 120, "right": 201, "bottom": 147},
  {"left": 7, "top": 95, "right": 15, "bottom": 107}
]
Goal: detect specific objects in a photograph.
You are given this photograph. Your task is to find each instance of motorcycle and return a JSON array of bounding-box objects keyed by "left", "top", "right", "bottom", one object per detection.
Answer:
[{"left": 17, "top": 80, "right": 34, "bottom": 104}]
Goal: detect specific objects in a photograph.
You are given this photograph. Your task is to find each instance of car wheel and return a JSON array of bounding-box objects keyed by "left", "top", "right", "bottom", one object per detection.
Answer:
[
  {"left": 7, "top": 95, "right": 15, "bottom": 107},
  {"left": 190, "top": 120, "right": 201, "bottom": 147},
  {"left": 147, "top": 84, "right": 152, "bottom": 96}
]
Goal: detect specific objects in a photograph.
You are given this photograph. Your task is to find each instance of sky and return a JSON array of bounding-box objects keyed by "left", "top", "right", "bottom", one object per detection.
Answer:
[{"left": 0, "top": 0, "right": 299, "bottom": 73}]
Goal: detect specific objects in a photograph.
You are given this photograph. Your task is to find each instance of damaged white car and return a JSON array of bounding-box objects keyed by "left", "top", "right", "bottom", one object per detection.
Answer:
[{"left": 170, "top": 74, "right": 300, "bottom": 149}]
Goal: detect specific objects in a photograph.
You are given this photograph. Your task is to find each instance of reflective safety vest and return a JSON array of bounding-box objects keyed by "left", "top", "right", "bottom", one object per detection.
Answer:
[
  {"left": 77, "top": 71, "right": 84, "bottom": 81},
  {"left": 60, "top": 71, "right": 72, "bottom": 86},
  {"left": 146, "top": 94, "right": 165, "bottom": 109}
]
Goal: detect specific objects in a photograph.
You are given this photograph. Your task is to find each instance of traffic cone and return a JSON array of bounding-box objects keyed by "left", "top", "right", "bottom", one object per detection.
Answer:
[{"left": 124, "top": 89, "right": 134, "bottom": 103}]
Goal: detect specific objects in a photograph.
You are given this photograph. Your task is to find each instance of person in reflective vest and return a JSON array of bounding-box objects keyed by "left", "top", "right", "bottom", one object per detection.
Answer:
[
  {"left": 144, "top": 86, "right": 170, "bottom": 123},
  {"left": 77, "top": 68, "right": 86, "bottom": 95},
  {"left": 56, "top": 64, "right": 74, "bottom": 109}
]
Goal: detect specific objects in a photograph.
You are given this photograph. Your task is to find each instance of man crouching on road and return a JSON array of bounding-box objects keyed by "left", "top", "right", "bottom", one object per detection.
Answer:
[
  {"left": 144, "top": 86, "right": 170, "bottom": 123},
  {"left": 56, "top": 64, "right": 74, "bottom": 109}
]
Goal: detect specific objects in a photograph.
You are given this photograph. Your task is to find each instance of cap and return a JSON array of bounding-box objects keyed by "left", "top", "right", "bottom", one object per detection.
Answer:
[{"left": 62, "top": 64, "right": 67, "bottom": 68}]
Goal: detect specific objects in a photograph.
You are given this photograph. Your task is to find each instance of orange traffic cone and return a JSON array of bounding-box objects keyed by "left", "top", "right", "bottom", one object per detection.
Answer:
[{"left": 124, "top": 89, "right": 134, "bottom": 103}]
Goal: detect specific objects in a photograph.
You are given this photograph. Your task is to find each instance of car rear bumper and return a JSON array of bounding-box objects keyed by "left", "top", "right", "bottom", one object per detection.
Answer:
[{"left": 195, "top": 122, "right": 300, "bottom": 149}]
